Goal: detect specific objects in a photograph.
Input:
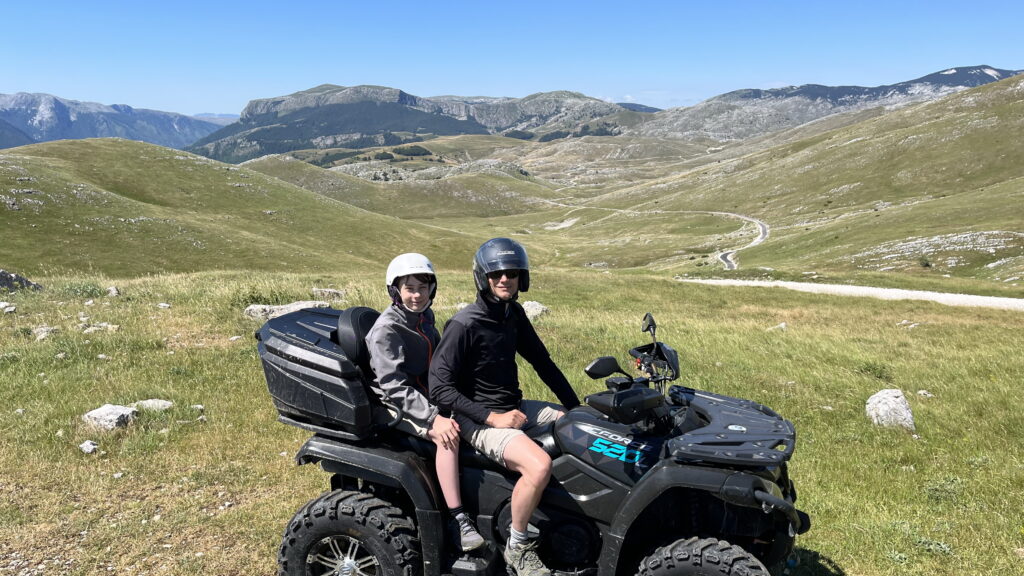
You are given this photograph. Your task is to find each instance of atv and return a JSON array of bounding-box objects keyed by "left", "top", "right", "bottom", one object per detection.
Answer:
[{"left": 256, "top": 307, "right": 810, "bottom": 576}]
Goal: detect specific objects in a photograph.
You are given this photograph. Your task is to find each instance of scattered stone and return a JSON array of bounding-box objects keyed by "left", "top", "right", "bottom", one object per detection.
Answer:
[
  {"left": 190, "top": 404, "right": 205, "bottom": 413},
  {"left": 522, "top": 301, "right": 549, "bottom": 321},
  {"left": 15, "top": 408, "right": 25, "bottom": 415},
  {"left": 97, "top": 354, "right": 111, "bottom": 361},
  {"left": 157, "top": 302, "right": 172, "bottom": 309},
  {"left": 84, "top": 299, "right": 95, "bottom": 306},
  {"left": 79, "top": 440, "right": 99, "bottom": 454},
  {"left": 243, "top": 300, "right": 329, "bottom": 320},
  {"left": 229, "top": 335, "right": 242, "bottom": 341},
  {"left": 866, "top": 389, "right": 915, "bottom": 432},
  {"left": 83, "top": 404, "right": 138, "bottom": 430},
  {"left": 55, "top": 352, "right": 67, "bottom": 360},
  {"left": 33, "top": 325, "right": 58, "bottom": 341},
  {"left": 455, "top": 302, "right": 470, "bottom": 311},
  {"left": 312, "top": 288, "right": 346, "bottom": 301},
  {"left": 897, "top": 319, "right": 921, "bottom": 329},
  {"left": 767, "top": 322, "right": 788, "bottom": 332},
  {"left": 132, "top": 399, "right": 174, "bottom": 412},
  {"left": 106, "top": 286, "right": 120, "bottom": 297},
  {"left": 0, "top": 269, "right": 43, "bottom": 292},
  {"left": 112, "top": 472, "right": 124, "bottom": 479},
  {"left": 820, "top": 405, "right": 834, "bottom": 411},
  {"left": 2, "top": 305, "right": 14, "bottom": 314},
  {"left": 82, "top": 322, "right": 120, "bottom": 334},
  {"left": 917, "top": 389, "right": 935, "bottom": 398}
]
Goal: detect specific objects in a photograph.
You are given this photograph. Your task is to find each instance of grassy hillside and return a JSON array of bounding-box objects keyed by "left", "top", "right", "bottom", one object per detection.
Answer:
[
  {"left": 1, "top": 270, "right": 1021, "bottom": 575},
  {"left": 0, "top": 139, "right": 480, "bottom": 277},
  {"left": 243, "top": 153, "right": 565, "bottom": 219},
  {"left": 583, "top": 75, "right": 1024, "bottom": 288}
]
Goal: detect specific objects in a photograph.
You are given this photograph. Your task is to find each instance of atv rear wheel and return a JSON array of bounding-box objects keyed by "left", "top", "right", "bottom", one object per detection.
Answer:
[
  {"left": 279, "top": 489, "right": 421, "bottom": 576},
  {"left": 635, "top": 537, "right": 769, "bottom": 576}
]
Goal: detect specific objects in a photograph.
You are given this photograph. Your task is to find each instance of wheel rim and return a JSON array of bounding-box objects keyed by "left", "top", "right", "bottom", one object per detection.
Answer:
[{"left": 307, "top": 535, "right": 381, "bottom": 576}]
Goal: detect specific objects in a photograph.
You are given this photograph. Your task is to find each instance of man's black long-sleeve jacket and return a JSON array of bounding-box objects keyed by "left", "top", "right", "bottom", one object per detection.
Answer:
[{"left": 429, "top": 295, "right": 581, "bottom": 424}]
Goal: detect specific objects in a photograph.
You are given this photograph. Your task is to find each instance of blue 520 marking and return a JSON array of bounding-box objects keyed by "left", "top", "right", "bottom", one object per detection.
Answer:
[{"left": 588, "top": 438, "right": 643, "bottom": 463}]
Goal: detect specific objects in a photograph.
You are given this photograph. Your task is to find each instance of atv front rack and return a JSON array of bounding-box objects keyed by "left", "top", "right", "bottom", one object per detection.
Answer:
[{"left": 667, "top": 386, "right": 796, "bottom": 466}]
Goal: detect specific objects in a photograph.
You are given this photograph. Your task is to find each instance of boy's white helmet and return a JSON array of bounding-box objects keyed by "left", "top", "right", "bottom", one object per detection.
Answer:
[{"left": 386, "top": 253, "right": 437, "bottom": 303}]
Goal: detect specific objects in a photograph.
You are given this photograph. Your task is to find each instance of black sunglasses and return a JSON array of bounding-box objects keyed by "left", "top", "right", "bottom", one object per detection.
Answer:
[{"left": 486, "top": 269, "right": 520, "bottom": 280}]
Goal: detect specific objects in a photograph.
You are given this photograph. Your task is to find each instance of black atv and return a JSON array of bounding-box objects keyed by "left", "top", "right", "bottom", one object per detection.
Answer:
[{"left": 256, "top": 307, "right": 810, "bottom": 576}]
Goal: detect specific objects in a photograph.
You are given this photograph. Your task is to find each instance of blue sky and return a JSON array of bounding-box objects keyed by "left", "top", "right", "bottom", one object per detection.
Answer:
[{"left": 3, "top": 1, "right": 1022, "bottom": 115}]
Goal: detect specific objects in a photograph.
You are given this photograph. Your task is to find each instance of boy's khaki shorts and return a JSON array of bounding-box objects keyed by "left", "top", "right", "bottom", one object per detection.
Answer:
[{"left": 455, "top": 400, "right": 564, "bottom": 466}]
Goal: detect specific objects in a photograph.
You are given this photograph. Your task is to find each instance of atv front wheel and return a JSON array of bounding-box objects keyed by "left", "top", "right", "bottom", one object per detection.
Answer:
[
  {"left": 635, "top": 537, "right": 769, "bottom": 576},
  {"left": 279, "top": 489, "right": 421, "bottom": 576}
]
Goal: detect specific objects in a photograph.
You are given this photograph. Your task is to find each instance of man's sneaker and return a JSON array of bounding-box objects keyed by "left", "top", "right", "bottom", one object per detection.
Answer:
[
  {"left": 457, "top": 515, "right": 485, "bottom": 552},
  {"left": 503, "top": 538, "right": 551, "bottom": 576}
]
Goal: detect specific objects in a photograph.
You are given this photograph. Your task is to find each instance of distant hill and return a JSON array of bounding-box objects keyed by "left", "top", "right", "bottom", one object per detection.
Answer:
[
  {"left": 192, "top": 113, "right": 239, "bottom": 126},
  {"left": 629, "top": 65, "right": 1023, "bottom": 141},
  {"left": 616, "top": 103, "right": 661, "bottom": 113},
  {"left": 0, "top": 93, "right": 223, "bottom": 149},
  {"left": 188, "top": 85, "right": 625, "bottom": 162}
]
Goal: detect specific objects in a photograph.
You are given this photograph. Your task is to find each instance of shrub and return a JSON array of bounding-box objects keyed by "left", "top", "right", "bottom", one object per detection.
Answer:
[
  {"left": 538, "top": 130, "right": 570, "bottom": 142},
  {"left": 393, "top": 145, "right": 431, "bottom": 156},
  {"left": 59, "top": 282, "right": 104, "bottom": 298},
  {"left": 503, "top": 130, "right": 535, "bottom": 140},
  {"left": 373, "top": 152, "right": 394, "bottom": 161}
]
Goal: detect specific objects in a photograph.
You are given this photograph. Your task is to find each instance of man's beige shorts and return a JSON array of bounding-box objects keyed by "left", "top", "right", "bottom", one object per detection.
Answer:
[{"left": 455, "top": 400, "right": 564, "bottom": 466}]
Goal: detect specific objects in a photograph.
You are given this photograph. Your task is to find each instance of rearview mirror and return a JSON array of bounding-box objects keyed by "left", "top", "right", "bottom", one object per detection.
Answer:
[
  {"left": 585, "top": 356, "right": 627, "bottom": 380},
  {"left": 642, "top": 313, "right": 657, "bottom": 337}
]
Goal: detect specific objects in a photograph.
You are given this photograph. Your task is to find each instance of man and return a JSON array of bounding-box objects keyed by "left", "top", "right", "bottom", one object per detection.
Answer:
[{"left": 430, "top": 237, "right": 580, "bottom": 576}]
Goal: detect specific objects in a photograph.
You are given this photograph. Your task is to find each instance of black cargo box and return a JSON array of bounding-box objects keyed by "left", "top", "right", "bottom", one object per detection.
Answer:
[{"left": 255, "top": 306, "right": 382, "bottom": 440}]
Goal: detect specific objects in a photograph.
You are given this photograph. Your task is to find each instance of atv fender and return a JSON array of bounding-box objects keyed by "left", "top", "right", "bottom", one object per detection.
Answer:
[
  {"left": 295, "top": 434, "right": 446, "bottom": 576},
  {"left": 596, "top": 460, "right": 793, "bottom": 576}
]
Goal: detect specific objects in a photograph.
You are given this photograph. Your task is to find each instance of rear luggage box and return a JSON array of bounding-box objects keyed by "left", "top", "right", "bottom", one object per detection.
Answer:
[{"left": 255, "top": 307, "right": 378, "bottom": 440}]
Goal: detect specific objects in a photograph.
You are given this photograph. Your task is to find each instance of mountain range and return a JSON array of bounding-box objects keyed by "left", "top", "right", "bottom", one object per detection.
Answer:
[
  {"left": 0, "top": 93, "right": 223, "bottom": 149},
  {"left": 2, "top": 65, "right": 1019, "bottom": 162}
]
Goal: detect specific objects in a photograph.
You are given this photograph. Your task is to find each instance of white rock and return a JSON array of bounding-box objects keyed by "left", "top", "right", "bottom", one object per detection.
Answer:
[
  {"left": 33, "top": 325, "right": 58, "bottom": 341},
  {"left": 84, "top": 299, "right": 95, "bottom": 306},
  {"left": 158, "top": 302, "right": 172, "bottom": 309},
  {"left": 767, "top": 322, "right": 788, "bottom": 332},
  {"left": 132, "top": 399, "right": 174, "bottom": 412},
  {"left": 15, "top": 408, "right": 25, "bottom": 415},
  {"left": 229, "top": 335, "right": 242, "bottom": 341},
  {"left": 2, "top": 305, "right": 15, "bottom": 314},
  {"left": 106, "top": 286, "right": 120, "bottom": 297},
  {"left": 865, "top": 389, "right": 916, "bottom": 431},
  {"left": 243, "top": 300, "right": 328, "bottom": 320},
  {"left": 190, "top": 404, "right": 205, "bottom": 413},
  {"left": 83, "top": 404, "right": 138, "bottom": 430},
  {"left": 79, "top": 440, "right": 99, "bottom": 454},
  {"left": 0, "top": 301, "right": 8, "bottom": 308},
  {"left": 455, "top": 302, "right": 470, "bottom": 311},
  {"left": 112, "top": 472, "right": 124, "bottom": 479},
  {"left": 521, "top": 301, "right": 549, "bottom": 321},
  {"left": 311, "top": 288, "right": 346, "bottom": 301},
  {"left": 917, "top": 389, "right": 935, "bottom": 398},
  {"left": 97, "top": 354, "right": 111, "bottom": 360}
]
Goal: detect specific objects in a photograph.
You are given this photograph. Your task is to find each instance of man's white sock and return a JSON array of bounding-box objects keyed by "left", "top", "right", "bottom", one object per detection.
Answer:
[{"left": 508, "top": 526, "right": 529, "bottom": 549}]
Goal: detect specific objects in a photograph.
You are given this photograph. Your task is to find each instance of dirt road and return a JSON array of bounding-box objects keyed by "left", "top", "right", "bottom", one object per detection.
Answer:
[{"left": 678, "top": 278, "right": 1024, "bottom": 311}]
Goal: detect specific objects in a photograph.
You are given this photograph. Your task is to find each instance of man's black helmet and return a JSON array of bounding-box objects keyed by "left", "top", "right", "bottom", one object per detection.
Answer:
[{"left": 473, "top": 237, "right": 530, "bottom": 293}]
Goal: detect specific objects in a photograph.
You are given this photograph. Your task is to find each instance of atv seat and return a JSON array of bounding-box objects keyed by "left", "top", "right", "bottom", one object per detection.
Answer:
[{"left": 335, "top": 306, "right": 380, "bottom": 379}]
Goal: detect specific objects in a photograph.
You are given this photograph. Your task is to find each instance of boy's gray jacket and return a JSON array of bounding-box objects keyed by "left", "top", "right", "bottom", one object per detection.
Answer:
[{"left": 364, "top": 304, "right": 440, "bottom": 429}]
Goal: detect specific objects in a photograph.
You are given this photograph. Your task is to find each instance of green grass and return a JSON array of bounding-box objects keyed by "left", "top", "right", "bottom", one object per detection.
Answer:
[{"left": 1, "top": 270, "right": 1022, "bottom": 575}]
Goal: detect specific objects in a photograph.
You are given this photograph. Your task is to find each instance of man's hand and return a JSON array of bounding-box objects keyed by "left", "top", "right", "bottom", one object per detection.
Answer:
[
  {"left": 430, "top": 415, "right": 461, "bottom": 451},
  {"left": 486, "top": 410, "right": 527, "bottom": 429}
]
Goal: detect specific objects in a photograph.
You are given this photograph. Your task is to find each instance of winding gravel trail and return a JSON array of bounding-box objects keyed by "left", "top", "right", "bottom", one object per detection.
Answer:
[{"left": 678, "top": 279, "right": 1024, "bottom": 311}]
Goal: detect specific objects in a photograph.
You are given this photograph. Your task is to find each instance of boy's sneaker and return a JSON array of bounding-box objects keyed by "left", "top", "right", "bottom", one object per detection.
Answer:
[
  {"left": 457, "top": 515, "right": 485, "bottom": 552},
  {"left": 503, "top": 538, "right": 551, "bottom": 576}
]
